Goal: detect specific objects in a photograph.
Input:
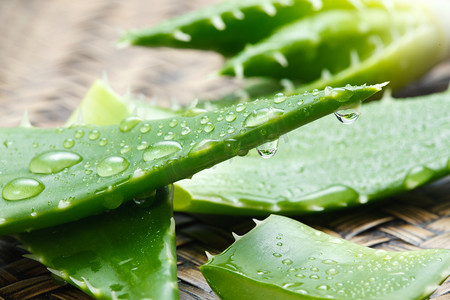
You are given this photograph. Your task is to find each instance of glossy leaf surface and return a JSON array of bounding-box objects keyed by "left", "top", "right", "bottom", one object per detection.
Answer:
[
  {"left": 19, "top": 186, "right": 178, "bottom": 300},
  {"left": 176, "top": 90, "right": 450, "bottom": 215},
  {"left": 119, "top": 0, "right": 392, "bottom": 56},
  {"left": 201, "top": 215, "right": 450, "bottom": 300},
  {"left": 0, "top": 84, "right": 382, "bottom": 234}
]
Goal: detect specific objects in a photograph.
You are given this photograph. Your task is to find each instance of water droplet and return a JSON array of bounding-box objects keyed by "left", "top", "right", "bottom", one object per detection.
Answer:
[
  {"left": 181, "top": 127, "right": 191, "bottom": 136},
  {"left": 74, "top": 129, "right": 84, "bottom": 139},
  {"left": 63, "top": 139, "right": 75, "bottom": 149},
  {"left": 99, "top": 138, "right": 108, "bottom": 146},
  {"left": 274, "top": 93, "right": 286, "bottom": 104},
  {"left": 96, "top": 156, "right": 130, "bottom": 177},
  {"left": 217, "top": 115, "right": 224, "bottom": 121},
  {"left": 310, "top": 274, "right": 320, "bottom": 279},
  {"left": 200, "top": 116, "right": 210, "bottom": 125},
  {"left": 164, "top": 132, "right": 176, "bottom": 140},
  {"left": 273, "top": 253, "right": 282, "bottom": 257},
  {"left": 295, "top": 273, "right": 305, "bottom": 279},
  {"left": 133, "top": 189, "right": 157, "bottom": 208},
  {"left": 257, "top": 270, "right": 270, "bottom": 275},
  {"left": 326, "top": 268, "right": 339, "bottom": 275},
  {"left": 2, "top": 178, "right": 45, "bottom": 200},
  {"left": 310, "top": 267, "right": 319, "bottom": 272},
  {"left": 204, "top": 122, "right": 215, "bottom": 133},
  {"left": 140, "top": 123, "right": 151, "bottom": 133},
  {"left": 88, "top": 130, "right": 100, "bottom": 140},
  {"left": 227, "top": 126, "right": 236, "bottom": 134},
  {"left": 244, "top": 108, "right": 284, "bottom": 128},
  {"left": 316, "top": 284, "right": 330, "bottom": 291},
  {"left": 120, "top": 145, "right": 131, "bottom": 154},
  {"left": 282, "top": 259, "right": 293, "bottom": 265},
  {"left": 143, "top": 141, "right": 182, "bottom": 161},
  {"left": 137, "top": 141, "right": 149, "bottom": 150},
  {"left": 189, "top": 140, "right": 219, "bottom": 154},
  {"left": 322, "top": 259, "right": 337, "bottom": 265},
  {"left": 157, "top": 130, "right": 163, "bottom": 136},
  {"left": 277, "top": 242, "right": 283, "bottom": 246},
  {"left": 29, "top": 151, "right": 82, "bottom": 174},
  {"left": 236, "top": 103, "right": 246, "bottom": 112},
  {"left": 283, "top": 282, "right": 303, "bottom": 289},
  {"left": 257, "top": 139, "right": 279, "bottom": 159},
  {"left": 119, "top": 116, "right": 142, "bottom": 132},
  {"left": 334, "top": 109, "right": 360, "bottom": 124},
  {"left": 169, "top": 119, "right": 178, "bottom": 128},
  {"left": 226, "top": 112, "right": 237, "bottom": 122},
  {"left": 404, "top": 166, "right": 434, "bottom": 189}
]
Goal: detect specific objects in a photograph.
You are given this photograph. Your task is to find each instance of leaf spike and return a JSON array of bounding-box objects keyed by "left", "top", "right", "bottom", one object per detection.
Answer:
[
  {"left": 173, "top": 30, "right": 191, "bottom": 42},
  {"left": 321, "top": 69, "right": 332, "bottom": 81},
  {"left": 232, "top": 9, "right": 244, "bottom": 20},
  {"left": 211, "top": 15, "right": 226, "bottom": 31},
  {"left": 253, "top": 218, "right": 263, "bottom": 226},
  {"left": 20, "top": 110, "right": 32, "bottom": 128},
  {"left": 47, "top": 267, "right": 67, "bottom": 279},
  {"left": 261, "top": 3, "right": 277, "bottom": 16},
  {"left": 350, "top": 49, "right": 361, "bottom": 68},
  {"left": 308, "top": 0, "right": 323, "bottom": 11},
  {"left": 205, "top": 251, "right": 214, "bottom": 260},
  {"left": 69, "top": 276, "right": 87, "bottom": 288},
  {"left": 234, "top": 63, "right": 244, "bottom": 79},
  {"left": 83, "top": 277, "right": 101, "bottom": 296},
  {"left": 23, "top": 253, "right": 42, "bottom": 262},
  {"left": 232, "top": 232, "right": 242, "bottom": 241},
  {"left": 348, "top": 0, "right": 365, "bottom": 11},
  {"left": 280, "top": 78, "right": 294, "bottom": 93},
  {"left": 273, "top": 51, "right": 288, "bottom": 68}
]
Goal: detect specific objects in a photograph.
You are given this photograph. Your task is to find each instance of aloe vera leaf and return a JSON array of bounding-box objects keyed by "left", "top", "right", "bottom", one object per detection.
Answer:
[
  {"left": 219, "top": 9, "right": 412, "bottom": 81},
  {"left": 0, "top": 84, "right": 383, "bottom": 235},
  {"left": 175, "top": 90, "right": 450, "bottom": 215},
  {"left": 201, "top": 215, "right": 450, "bottom": 300},
  {"left": 18, "top": 186, "right": 178, "bottom": 300},
  {"left": 118, "top": 0, "right": 390, "bottom": 56}
]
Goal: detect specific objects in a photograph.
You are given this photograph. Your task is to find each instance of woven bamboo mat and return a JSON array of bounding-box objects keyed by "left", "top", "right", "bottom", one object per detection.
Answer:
[{"left": 0, "top": 0, "right": 449, "bottom": 299}]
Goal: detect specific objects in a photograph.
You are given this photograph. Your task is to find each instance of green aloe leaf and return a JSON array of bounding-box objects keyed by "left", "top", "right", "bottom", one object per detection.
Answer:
[
  {"left": 118, "top": 0, "right": 391, "bottom": 56},
  {"left": 18, "top": 186, "right": 178, "bottom": 300},
  {"left": 176, "top": 90, "right": 450, "bottom": 215},
  {"left": 219, "top": 7, "right": 446, "bottom": 92},
  {"left": 201, "top": 215, "right": 450, "bottom": 300},
  {"left": 0, "top": 83, "right": 382, "bottom": 235}
]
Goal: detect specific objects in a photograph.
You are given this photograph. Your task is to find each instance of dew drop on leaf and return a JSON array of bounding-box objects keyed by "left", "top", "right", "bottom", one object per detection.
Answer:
[
  {"left": 2, "top": 178, "right": 45, "bottom": 200},
  {"left": 119, "top": 116, "right": 142, "bottom": 132},
  {"left": 257, "top": 139, "right": 279, "bottom": 159},
  {"left": 96, "top": 156, "right": 130, "bottom": 177},
  {"left": 244, "top": 108, "right": 284, "bottom": 128},
  {"left": 29, "top": 151, "right": 82, "bottom": 174},
  {"left": 334, "top": 109, "right": 360, "bottom": 124},
  {"left": 143, "top": 141, "right": 182, "bottom": 161},
  {"left": 63, "top": 139, "right": 75, "bottom": 149}
]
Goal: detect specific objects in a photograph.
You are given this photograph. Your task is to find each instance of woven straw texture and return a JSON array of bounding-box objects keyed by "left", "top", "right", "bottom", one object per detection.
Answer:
[{"left": 0, "top": 0, "right": 449, "bottom": 299}]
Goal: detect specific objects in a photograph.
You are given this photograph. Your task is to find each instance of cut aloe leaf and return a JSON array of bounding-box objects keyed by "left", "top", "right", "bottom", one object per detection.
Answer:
[
  {"left": 18, "top": 186, "right": 178, "bottom": 300},
  {"left": 201, "top": 215, "right": 450, "bottom": 300},
  {"left": 175, "top": 90, "right": 450, "bottom": 215},
  {"left": 220, "top": 9, "right": 425, "bottom": 82},
  {"left": 119, "top": 0, "right": 392, "bottom": 56},
  {"left": 0, "top": 83, "right": 383, "bottom": 235}
]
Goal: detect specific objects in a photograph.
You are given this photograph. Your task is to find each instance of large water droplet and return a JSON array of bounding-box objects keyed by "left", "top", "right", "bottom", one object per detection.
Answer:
[
  {"left": 236, "top": 103, "right": 246, "bottom": 112},
  {"left": 334, "top": 109, "right": 360, "bottom": 124},
  {"left": 181, "top": 127, "right": 191, "bottom": 136},
  {"left": 169, "top": 119, "right": 178, "bottom": 128},
  {"left": 63, "top": 139, "right": 75, "bottom": 149},
  {"left": 2, "top": 178, "right": 45, "bottom": 200},
  {"left": 316, "top": 284, "right": 330, "bottom": 291},
  {"left": 74, "top": 129, "right": 85, "bottom": 139},
  {"left": 133, "top": 189, "right": 157, "bottom": 208},
  {"left": 29, "top": 151, "right": 82, "bottom": 174},
  {"left": 274, "top": 93, "right": 286, "bottom": 104},
  {"left": 200, "top": 116, "right": 210, "bottom": 125},
  {"left": 96, "top": 156, "right": 130, "bottom": 177},
  {"left": 404, "top": 166, "right": 434, "bottom": 189},
  {"left": 88, "top": 130, "right": 100, "bottom": 140},
  {"left": 143, "top": 141, "right": 182, "bottom": 161},
  {"left": 204, "top": 122, "right": 215, "bottom": 133},
  {"left": 140, "top": 123, "right": 151, "bottom": 133},
  {"left": 226, "top": 112, "right": 237, "bottom": 122},
  {"left": 119, "top": 116, "right": 141, "bottom": 132},
  {"left": 244, "top": 108, "right": 284, "bottom": 128},
  {"left": 164, "top": 132, "right": 176, "bottom": 140},
  {"left": 99, "top": 138, "right": 108, "bottom": 146},
  {"left": 257, "top": 139, "right": 279, "bottom": 159}
]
